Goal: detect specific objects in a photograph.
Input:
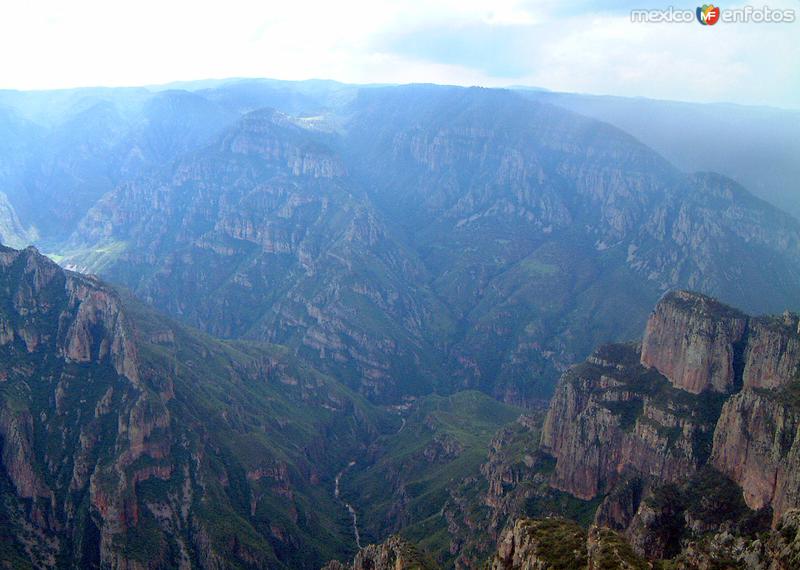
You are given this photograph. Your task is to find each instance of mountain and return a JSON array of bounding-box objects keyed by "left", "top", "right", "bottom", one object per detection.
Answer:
[
  {"left": 2, "top": 251, "right": 799, "bottom": 568},
  {"left": 317, "top": 291, "right": 800, "bottom": 570},
  {"left": 522, "top": 90, "right": 800, "bottom": 222},
  {"left": 64, "top": 107, "right": 453, "bottom": 401},
  {"left": 539, "top": 290, "right": 800, "bottom": 563},
  {"left": 0, "top": 244, "right": 403, "bottom": 569},
  {"left": 0, "top": 244, "right": 531, "bottom": 569},
  {"left": 62, "top": 84, "right": 800, "bottom": 404},
  {"left": 342, "top": 85, "right": 800, "bottom": 400}
]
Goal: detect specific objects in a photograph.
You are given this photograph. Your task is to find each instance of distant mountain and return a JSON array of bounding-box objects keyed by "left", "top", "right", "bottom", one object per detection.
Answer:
[
  {"left": 0, "top": 107, "right": 41, "bottom": 246},
  {"left": 64, "top": 107, "right": 453, "bottom": 401},
  {"left": 57, "top": 84, "right": 800, "bottom": 404},
  {"left": 522, "top": 90, "right": 800, "bottom": 221}
]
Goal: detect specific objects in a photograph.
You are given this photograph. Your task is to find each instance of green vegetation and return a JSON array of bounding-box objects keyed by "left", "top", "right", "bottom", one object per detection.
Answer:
[
  {"left": 524, "top": 491, "right": 605, "bottom": 528},
  {"left": 59, "top": 240, "right": 129, "bottom": 274},
  {"left": 341, "top": 391, "right": 521, "bottom": 561},
  {"left": 515, "top": 518, "right": 588, "bottom": 569},
  {"left": 589, "top": 527, "right": 649, "bottom": 570}
]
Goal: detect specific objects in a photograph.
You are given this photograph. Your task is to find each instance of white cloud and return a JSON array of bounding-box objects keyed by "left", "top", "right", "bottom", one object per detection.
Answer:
[
  {"left": 0, "top": 0, "right": 797, "bottom": 108},
  {"left": 512, "top": 3, "right": 800, "bottom": 108}
]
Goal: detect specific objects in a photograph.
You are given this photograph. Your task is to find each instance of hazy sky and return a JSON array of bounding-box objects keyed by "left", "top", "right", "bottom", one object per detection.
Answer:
[{"left": 2, "top": 0, "right": 799, "bottom": 108}]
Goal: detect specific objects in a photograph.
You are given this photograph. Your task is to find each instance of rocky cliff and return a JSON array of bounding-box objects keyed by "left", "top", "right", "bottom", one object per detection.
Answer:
[
  {"left": 65, "top": 107, "right": 450, "bottom": 402},
  {"left": 0, "top": 245, "right": 172, "bottom": 567},
  {"left": 541, "top": 289, "right": 800, "bottom": 560},
  {"left": 487, "top": 518, "right": 649, "bottom": 570},
  {"left": 321, "top": 535, "right": 436, "bottom": 570},
  {"left": 59, "top": 85, "right": 800, "bottom": 406},
  {"left": 540, "top": 340, "right": 722, "bottom": 501},
  {"left": 639, "top": 290, "right": 748, "bottom": 394},
  {"left": 0, "top": 245, "right": 393, "bottom": 569}
]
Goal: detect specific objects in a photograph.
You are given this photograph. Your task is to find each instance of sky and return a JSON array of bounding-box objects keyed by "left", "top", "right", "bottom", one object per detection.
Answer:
[{"left": 1, "top": 0, "right": 799, "bottom": 108}]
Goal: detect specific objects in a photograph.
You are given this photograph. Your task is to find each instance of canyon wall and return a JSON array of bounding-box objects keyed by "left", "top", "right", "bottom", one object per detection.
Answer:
[{"left": 542, "top": 290, "right": 800, "bottom": 527}]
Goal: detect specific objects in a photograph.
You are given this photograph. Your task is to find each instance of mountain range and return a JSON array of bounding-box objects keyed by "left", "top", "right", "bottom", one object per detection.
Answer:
[
  {"left": 3, "top": 244, "right": 800, "bottom": 569},
  {"left": 1, "top": 80, "right": 797, "bottom": 404},
  {"left": 1, "top": 79, "right": 800, "bottom": 568}
]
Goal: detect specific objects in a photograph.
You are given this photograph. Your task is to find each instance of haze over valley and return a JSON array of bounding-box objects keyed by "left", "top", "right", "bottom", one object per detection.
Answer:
[{"left": 1, "top": 2, "right": 800, "bottom": 567}]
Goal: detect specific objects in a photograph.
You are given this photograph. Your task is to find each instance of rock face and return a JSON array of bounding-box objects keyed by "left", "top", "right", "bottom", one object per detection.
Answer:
[
  {"left": 0, "top": 245, "right": 389, "bottom": 569},
  {"left": 60, "top": 85, "right": 800, "bottom": 405},
  {"left": 322, "top": 536, "right": 436, "bottom": 570},
  {"left": 541, "top": 289, "right": 800, "bottom": 551},
  {"left": 640, "top": 290, "right": 748, "bottom": 394},
  {"left": 710, "top": 391, "right": 800, "bottom": 520},
  {"left": 487, "top": 518, "right": 647, "bottom": 570},
  {"left": 540, "top": 342, "right": 720, "bottom": 500},
  {"left": 0, "top": 245, "right": 170, "bottom": 567},
  {"left": 742, "top": 314, "right": 800, "bottom": 390}
]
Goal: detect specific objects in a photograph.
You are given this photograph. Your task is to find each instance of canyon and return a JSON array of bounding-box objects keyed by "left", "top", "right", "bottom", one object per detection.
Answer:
[{"left": 0, "top": 81, "right": 799, "bottom": 569}]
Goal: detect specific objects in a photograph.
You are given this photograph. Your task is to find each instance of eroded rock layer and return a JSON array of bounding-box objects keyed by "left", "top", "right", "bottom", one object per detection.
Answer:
[{"left": 542, "top": 289, "right": 800, "bottom": 538}]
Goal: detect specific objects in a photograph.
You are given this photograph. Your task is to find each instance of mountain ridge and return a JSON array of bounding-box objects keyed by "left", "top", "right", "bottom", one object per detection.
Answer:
[{"left": 51, "top": 84, "right": 800, "bottom": 405}]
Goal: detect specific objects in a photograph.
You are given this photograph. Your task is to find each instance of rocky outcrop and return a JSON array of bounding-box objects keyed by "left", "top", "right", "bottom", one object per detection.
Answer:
[
  {"left": 542, "top": 289, "right": 800, "bottom": 546},
  {"left": 322, "top": 535, "right": 435, "bottom": 570},
  {"left": 488, "top": 518, "right": 647, "bottom": 570},
  {"left": 540, "top": 342, "right": 718, "bottom": 500},
  {"left": 0, "top": 245, "right": 140, "bottom": 383},
  {"left": 640, "top": 290, "right": 748, "bottom": 394},
  {"left": 586, "top": 526, "right": 649, "bottom": 570},
  {"left": 487, "top": 511, "right": 800, "bottom": 569},
  {"left": 62, "top": 273, "right": 140, "bottom": 383},
  {"left": 640, "top": 291, "right": 800, "bottom": 396},
  {"left": 710, "top": 391, "right": 800, "bottom": 519},
  {"left": 489, "top": 518, "right": 584, "bottom": 570},
  {"left": 663, "top": 508, "right": 800, "bottom": 569},
  {"left": 742, "top": 314, "right": 800, "bottom": 390},
  {"left": 486, "top": 511, "right": 800, "bottom": 570}
]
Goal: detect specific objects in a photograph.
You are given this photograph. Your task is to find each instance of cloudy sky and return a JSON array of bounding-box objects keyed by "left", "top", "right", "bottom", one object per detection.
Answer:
[{"left": 2, "top": 0, "right": 799, "bottom": 108}]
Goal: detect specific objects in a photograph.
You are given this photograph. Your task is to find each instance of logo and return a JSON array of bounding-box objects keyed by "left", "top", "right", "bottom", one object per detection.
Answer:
[
  {"left": 631, "top": 4, "right": 794, "bottom": 24},
  {"left": 697, "top": 4, "right": 721, "bottom": 25}
]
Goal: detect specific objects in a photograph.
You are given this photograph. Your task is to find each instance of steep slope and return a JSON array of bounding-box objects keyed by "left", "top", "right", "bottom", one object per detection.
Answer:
[
  {"left": 65, "top": 108, "right": 452, "bottom": 400},
  {"left": 524, "top": 90, "right": 800, "bottom": 221},
  {"left": 0, "top": 245, "right": 398, "bottom": 569},
  {"left": 540, "top": 289, "right": 800, "bottom": 560},
  {"left": 322, "top": 535, "right": 437, "bottom": 570},
  {"left": 64, "top": 84, "right": 800, "bottom": 403},
  {"left": 342, "top": 85, "right": 800, "bottom": 399}
]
